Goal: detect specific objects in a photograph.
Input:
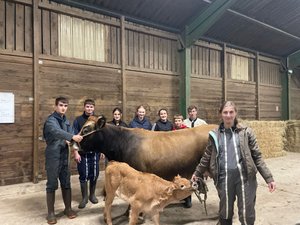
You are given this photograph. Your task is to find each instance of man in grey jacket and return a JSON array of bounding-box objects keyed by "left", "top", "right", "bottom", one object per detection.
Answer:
[{"left": 43, "top": 96, "right": 82, "bottom": 224}]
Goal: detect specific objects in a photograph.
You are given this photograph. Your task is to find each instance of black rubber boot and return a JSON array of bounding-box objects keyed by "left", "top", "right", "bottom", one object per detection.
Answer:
[
  {"left": 78, "top": 182, "right": 88, "bottom": 209},
  {"left": 183, "top": 195, "right": 192, "bottom": 208},
  {"left": 46, "top": 192, "right": 57, "bottom": 224},
  {"left": 61, "top": 188, "right": 77, "bottom": 219},
  {"left": 89, "top": 181, "right": 98, "bottom": 204}
]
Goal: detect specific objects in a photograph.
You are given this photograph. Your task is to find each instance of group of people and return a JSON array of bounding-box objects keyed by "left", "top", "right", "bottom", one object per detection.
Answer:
[{"left": 43, "top": 96, "right": 276, "bottom": 225}]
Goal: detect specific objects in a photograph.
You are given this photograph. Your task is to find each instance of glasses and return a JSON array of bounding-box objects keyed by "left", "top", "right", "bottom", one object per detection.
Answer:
[{"left": 58, "top": 103, "right": 68, "bottom": 107}]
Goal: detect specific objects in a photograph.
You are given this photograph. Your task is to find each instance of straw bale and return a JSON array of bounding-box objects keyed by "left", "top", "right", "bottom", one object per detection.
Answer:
[
  {"left": 240, "top": 120, "right": 286, "bottom": 158},
  {"left": 285, "top": 120, "right": 300, "bottom": 153}
]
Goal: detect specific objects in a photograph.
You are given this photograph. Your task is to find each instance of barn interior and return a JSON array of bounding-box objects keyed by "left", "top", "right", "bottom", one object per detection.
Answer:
[{"left": 0, "top": 0, "right": 300, "bottom": 186}]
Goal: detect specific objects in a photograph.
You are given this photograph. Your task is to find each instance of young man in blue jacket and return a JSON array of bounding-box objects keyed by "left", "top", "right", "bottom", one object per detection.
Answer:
[{"left": 43, "top": 96, "right": 83, "bottom": 224}]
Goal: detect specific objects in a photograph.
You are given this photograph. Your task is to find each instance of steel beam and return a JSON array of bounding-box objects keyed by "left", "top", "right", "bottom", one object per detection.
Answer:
[
  {"left": 179, "top": 47, "right": 191, "bottom": 118},
  {"left": 184, "top": 0, "right": 237, "bottom": 47}
]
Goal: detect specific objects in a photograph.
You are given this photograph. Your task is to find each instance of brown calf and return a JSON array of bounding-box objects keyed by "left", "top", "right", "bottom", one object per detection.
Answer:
[{"left": 104, "top": 161, "right": 197, "bottom": 225}]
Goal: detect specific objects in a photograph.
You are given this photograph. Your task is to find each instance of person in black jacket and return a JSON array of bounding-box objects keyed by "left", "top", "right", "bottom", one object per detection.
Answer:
[
  {"left": 43, "top": 96, "right": 82, "bottom": 224},
  {"left": 108, "top": 107, "right": 128, "bottom": 127},
  {"left": 152, "top": 108, "right": 173, "bottom": 131},
  {"left": 73, "top": 99, "right": 101, "bottom": 209}
]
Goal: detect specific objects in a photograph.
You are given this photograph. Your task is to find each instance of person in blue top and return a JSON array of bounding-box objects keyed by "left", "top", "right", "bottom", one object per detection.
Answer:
[
  {"left": 73, "top": 99, "right": 101, "bottom": 209},
  {"left": 129, "top": 105, "right": 152, "bottom": 130},
  {"left": 43, "top": 96, "right": 82, "bottom": 224}
]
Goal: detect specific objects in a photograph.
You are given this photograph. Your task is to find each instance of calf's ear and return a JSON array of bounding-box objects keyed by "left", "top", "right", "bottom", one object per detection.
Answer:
[
  {"left": 165, "top": 185, "right": 176, "bottom": 195},
  {"left": 96, "top": 115, "right": 106, "bottom": 129}
]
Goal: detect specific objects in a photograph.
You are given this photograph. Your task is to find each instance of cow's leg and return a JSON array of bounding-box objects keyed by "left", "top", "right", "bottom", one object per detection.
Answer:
[
  {"left": 152, "top": 213, "right": 160, "bottom": 225},
  {"left": 128, "top": 206, "right": 140, "bottom": 225}
]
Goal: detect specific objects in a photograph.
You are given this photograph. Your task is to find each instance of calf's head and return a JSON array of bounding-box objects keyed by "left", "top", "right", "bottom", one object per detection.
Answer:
[{"left": 166, "top": 175, "right": 198, "bottom": 201}]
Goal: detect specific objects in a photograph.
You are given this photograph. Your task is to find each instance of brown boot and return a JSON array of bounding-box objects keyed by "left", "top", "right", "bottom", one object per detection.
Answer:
[
  {"left": 46, "top": 192, "right": 57, "bottom": 224},
  {"left": 61, "top": 188, "right": 77, "bottom": 219}
]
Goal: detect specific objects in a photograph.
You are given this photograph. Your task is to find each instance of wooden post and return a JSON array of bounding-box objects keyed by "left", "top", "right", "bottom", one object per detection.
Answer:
[
  {"left": 255, "top": 52, "right": 260, "bottom": 120},
  {"left": 120, "top": 16, "right": 127, "bottom": 120},
  {"left": 33, "top": 0, "right": 40, "bottom": 183},
  {"left": 222, "top": 43, "right": 227, "bottom": 102}
]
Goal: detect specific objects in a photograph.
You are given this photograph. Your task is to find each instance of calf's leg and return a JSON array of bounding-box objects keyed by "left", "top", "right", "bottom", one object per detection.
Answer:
[
  {"left": 104, "top": 193, "right": 115, "bottom": 225},
  {"left": 129, "top": 207, "right": 140, "bottom": 225},
  {"left": 152, "top": 213, "right": 160, "bottom": 225}
]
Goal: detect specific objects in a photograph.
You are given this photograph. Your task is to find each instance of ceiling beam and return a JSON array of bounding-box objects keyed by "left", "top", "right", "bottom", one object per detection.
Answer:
[
  {"left": 288, "top": 49, "right": 300, "bottom": 70},
  {"left": 183, "top": 0, "right": 237, "bottom": 47}
]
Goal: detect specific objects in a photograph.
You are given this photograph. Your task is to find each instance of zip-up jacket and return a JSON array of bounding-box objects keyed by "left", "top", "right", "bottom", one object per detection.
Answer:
[{"left": 194, "top": 123, "right": 274, "bottom": 185}]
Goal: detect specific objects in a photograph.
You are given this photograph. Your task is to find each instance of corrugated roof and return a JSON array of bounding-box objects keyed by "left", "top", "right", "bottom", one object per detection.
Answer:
[{"left": 55, "top": 0, "right": 300, "bottom": 57}]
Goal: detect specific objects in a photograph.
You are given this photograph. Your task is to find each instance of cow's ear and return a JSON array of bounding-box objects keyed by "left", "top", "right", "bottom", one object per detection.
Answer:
[{"left": 96, "top": 115, "right": 106, "bottom": 129}]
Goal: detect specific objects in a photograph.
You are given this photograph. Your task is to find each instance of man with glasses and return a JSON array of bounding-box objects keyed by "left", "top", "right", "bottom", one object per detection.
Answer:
[{"left": 43, "top": 96, "right": 83, "bottom": 224}]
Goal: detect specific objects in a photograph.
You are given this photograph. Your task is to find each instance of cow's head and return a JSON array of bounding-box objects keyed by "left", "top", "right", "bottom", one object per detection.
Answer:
[
  {"left": 81, "top": 115, "right": 106, "bottom": 135},
  {"left": 71, "top": 115, "right": 106, "bottom": 151}
]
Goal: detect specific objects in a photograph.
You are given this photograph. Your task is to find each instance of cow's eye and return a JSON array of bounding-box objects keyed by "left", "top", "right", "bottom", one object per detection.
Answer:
[{"left": 82, "top": 127, "right": 91, "bottom": 135}]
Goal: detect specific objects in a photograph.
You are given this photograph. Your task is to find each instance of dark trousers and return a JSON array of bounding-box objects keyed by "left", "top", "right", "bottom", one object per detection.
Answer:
[
  {"left": 46, "top": 148, "right": 71, "bottom": 192},
  {"left": 77, "top": 152, "right": 100, "bottom": 183},
  {"left": 216, "top": 171, "right": 257, "bottom": 225}
]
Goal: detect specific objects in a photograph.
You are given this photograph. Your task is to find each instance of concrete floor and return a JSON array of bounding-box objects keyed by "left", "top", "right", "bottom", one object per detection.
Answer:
[{"left": 1, "top": 152, "right": 300, "bottom": 225}]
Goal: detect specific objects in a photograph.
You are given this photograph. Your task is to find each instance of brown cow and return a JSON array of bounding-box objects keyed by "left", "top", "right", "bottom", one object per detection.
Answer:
[
  {"left": 71, "top": 115, "right": 217, "bottom": 181},
  {"left": 104, "top": 161, "right": 197, "bottom": 225}
]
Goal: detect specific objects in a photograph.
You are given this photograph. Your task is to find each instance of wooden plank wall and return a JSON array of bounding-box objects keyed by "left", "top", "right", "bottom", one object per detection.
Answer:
[
  {"left": 190, "top": 77, "right": 223, "bottom": 123},
  {"left": 0, "top": 54, "right": 33, "bottom": 185},
  {"left": 0, "top": 0, "right": 33, "bottom": 52},
  {"left": 38, "top": 59, "right": 122, "bottom": 177},
  {"left": 226, "top": 80, "right": 257, "bottom": 120},
  {"left": 259, "top": 60, "right": 282, "bottom": 120},
  {"left": 126, "top": 31, "right": 178, "bottom": 72},
  {"left": 125, "top": 71, "right": 180, "bottom": 123}
]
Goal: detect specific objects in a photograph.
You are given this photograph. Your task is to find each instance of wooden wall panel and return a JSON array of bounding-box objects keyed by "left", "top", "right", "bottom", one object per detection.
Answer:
[
  {"left": 24, "top": 5, "right": 33, "bottom": 53},
  {"left": 190, "top": 77, "right": 223, "bottom": 123},
  {"left": 5, "top": 1, "right": 15, "bottom": 50},
  {"left": 50, "top": 11, "right": 58, "bottom": 55},
  {"left": 0, "top": 1, "right": 4, "bottom": 49},
  {"left": 126, "top": 30, "right": 178, "bottom": 72},
  {"left": 125, "top": 71, "right": 180, "bottom": 123},
  {"left": 259, "top": 85, "right": 282, "bottom": 120},
  {"left": 226, "top": 80, "right": 257, "bottom": 120},
  {"left": 38, "top": 60, "right": 122, "bottom": 178},
  {"left": 16, "top": 4, "right": 25, "bottom": 51},
  {"left": 42, "top": 9, "right": 51, "bottom": 54},
  {"left": 0, "top": 55, "right": 33, "bottom": 185}
]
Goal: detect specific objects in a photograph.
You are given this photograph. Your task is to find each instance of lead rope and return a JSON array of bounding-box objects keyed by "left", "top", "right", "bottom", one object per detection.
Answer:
[
  {"left": 69, "top": 129, "right": 99, "bottom": 151},
  {"left": 194, "top": 176, "right": 208, "bottom": 215}
]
